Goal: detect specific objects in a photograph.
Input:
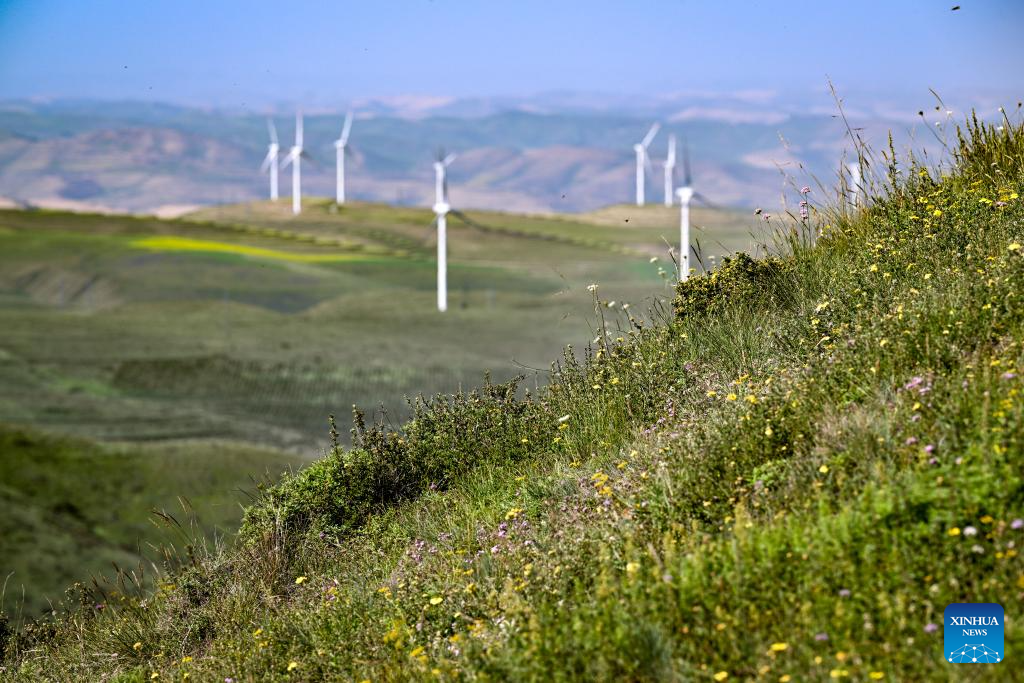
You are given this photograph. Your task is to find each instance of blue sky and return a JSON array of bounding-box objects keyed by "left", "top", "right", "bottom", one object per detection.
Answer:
[{"left": 0, "top": 0, "right": 1021, "bottom": 108}]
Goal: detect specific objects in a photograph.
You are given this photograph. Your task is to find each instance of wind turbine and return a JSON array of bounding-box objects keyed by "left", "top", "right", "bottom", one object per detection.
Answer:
[
  {"left": 847, "top": 161, "right": 863, "bottom": 209},
  {"left": 432, "top": 150, "right": 457, "bottom": 312},
  {"left": 280, "top": 111, "right": 311, "bottom": 215},
  {"left": 633, "top": 122, "right": 660, "bottom": 206},
  {"left": 675, "top": 141, "right": 695, "bottom": 281},
  {"left": 334, "top": 110, "right": 354, "bottom": 204},
  {"left": 663, "top": 133, "right": 676, "bottom": 207},
  {"left": 259, "top": 119, "right": 280, "bottom": 201}
]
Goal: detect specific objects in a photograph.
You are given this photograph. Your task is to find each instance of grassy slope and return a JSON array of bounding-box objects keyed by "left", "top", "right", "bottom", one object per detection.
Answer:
[
  {"left": 0, "top": 426, "right": 297, "bottom": 621},
  {"left": 4, "top": 118, "right": 1024, "bottom": 681}
]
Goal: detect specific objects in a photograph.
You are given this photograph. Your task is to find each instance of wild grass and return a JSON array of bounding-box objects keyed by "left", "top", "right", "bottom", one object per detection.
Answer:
[{"left": 3, "top": 113, "right": 1023, "bottom": 681}]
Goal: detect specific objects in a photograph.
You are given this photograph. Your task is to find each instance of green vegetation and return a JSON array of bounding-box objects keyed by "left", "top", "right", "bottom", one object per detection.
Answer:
[
  {"left": 0, "top": 200, "right": 753, "bottom": 450},
  {"left": 0, "top": 427, "right": 294, "bottom": 621},
  {"left": 0, "top": 198, "right": 753, "bottom": 625},
  {"left": 4, "top": 116, "right": 1023, "bottom": 681}
]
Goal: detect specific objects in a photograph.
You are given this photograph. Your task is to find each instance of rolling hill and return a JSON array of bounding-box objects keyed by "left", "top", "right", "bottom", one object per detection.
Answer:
[{"left": 0, "top": 98, "right": 937, "bottom": 215}]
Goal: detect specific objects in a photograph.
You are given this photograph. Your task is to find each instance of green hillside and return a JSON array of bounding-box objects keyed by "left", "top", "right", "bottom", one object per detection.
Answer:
[
  {"left": 4, "top": 116, "right": 1023, "bottom": 681},
  {"left": 0, "top": 427, "right": 294, "bottom": 622}
]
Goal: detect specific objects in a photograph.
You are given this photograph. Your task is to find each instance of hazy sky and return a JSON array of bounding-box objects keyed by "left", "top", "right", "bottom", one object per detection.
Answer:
[{"left": 1, "top": 0, "right": 1021, "bottom": 107}]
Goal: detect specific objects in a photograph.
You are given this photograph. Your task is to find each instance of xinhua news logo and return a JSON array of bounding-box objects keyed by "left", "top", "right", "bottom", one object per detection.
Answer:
[{"left": 944, "top": 603, "right": 1004, "bottom": 664}]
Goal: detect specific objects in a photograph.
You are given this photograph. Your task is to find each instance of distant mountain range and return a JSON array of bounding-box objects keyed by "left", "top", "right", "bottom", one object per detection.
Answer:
[{"left": 0, "top": 93, "right": 991, "bottom": 215}]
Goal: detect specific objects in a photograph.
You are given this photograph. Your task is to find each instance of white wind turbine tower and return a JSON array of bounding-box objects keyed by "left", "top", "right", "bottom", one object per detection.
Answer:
[
  {"left": 675, "top": 141, "right": 695, "bottom": 281},
  {"left": 333, "top": 110, "right": 354, "bottom": 204},
  {"left": 633, "top": 122, "right": 660, "bottom": 206},
  {"left": 432, "top": 150, "right": 457, "bottom": 312},
  {"left": 848, "top": 161, "right": 863, "bottom": 209},
  {"left": 260, "top": 120, "right": 280, "bottom": 201},
  {"left": 663, "top": 133, "right": 676, "bottom": 207},
  {"left": 280, "top": 111, "right": 311, "bottom": 215}
]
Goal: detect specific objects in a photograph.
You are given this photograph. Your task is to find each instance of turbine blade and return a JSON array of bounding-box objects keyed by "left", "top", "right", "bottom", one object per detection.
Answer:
[
  {"left": 641, "top": 122, "right": 661, "bottom": 148},
  {"left": 682, "top": 139, "right": 693, "bottom": 186},
  {"left": 280, "top": 151, "right": 295, "bottom": 169},
  {"left": 449, "top": 208, "right": 472, "bottom": 224},
  {"left": 666, "top": 134, "right": 676, "bottom": 165},
  {"left": 296, "top": 111, "right": 303, "bottom": 147},
  {"left": 443, "top": 153, "right": 457, "bottom": 166},
  {"left": 340, "top": 110, "right": 354, "bottom": 145},
  {"left": 267, "top": 119, "right": 278, "bottom": 145},
  {"left": 259, "top": 150, "right": 275, "bottom": 173},
  {"left": 692, "top": 191, "right": 720, "bottom": 209}
]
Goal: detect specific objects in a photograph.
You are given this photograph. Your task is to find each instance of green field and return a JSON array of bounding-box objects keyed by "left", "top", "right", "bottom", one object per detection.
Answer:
[{"left": 0, "top": 199, "right": 757, "bottom": 621}]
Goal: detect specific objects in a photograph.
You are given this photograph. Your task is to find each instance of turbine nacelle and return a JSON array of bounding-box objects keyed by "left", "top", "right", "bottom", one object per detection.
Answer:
[
  {"left": 433, "top": 201, "right": 451, "bottom": 216},
  {"left": 676, "top": 186, "right": 694, "bottom": 204}
]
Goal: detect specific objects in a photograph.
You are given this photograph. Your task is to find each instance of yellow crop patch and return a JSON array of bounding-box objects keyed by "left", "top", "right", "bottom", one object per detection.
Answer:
[{"left": 131, "top": 236, "right": 363, "bottom": 263}]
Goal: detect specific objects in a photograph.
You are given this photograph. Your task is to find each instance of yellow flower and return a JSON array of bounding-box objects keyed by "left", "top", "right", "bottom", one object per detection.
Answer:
[
  {"left": 1009, "top": 243, "right": 1022, "bottom": 252},
  {"left": 133, "top": 642, "right": 143, "bottom": 651},
  {"left": 764, "top": 426, "right": 774, "bottom": 437},
  {"left": 626, "top": 562, "right": 640, "bottom": 574},
  {"left": 505, "top": 507, "right": 524, "bottom": 520},
  {"left": 713, "top": 672, "right": 729, "bottom": 681},
  {"left": 770, "top": 642, "right": 789, "bottom": 652},
  {"left": 744, "top": 394, "right": 757, "bottom": 404},
  {"left": 932, "top": 209, "right": 942, "bottom": 217},
  {"left": 780, "top": 676, "right": 792, "bottom": 683},
  {"left": 611, "top": 377, "right": 620, "bottom": 385},
  {"left": 150, "top": 674, "right": 159, "bottom": 681},
  {"left": 287, "top": 661, "right": 300, "bottom": 672},
  {"left": 726, "top": 393, "right": 738, "bottom": 401},
  {"left": 410, "top": 646, "right": 425, "bottom": 657},
  {"left": 948, "top": 527, "right": 961, "bottom": 536},
  {"left": 869, "top": 673, "right": 885, "bottom": 680},
  {"left": 981, "top": 515, "right": 994, "bottom": 524},
  {"left": 707, "top": 390, "right": 718, "bottom": 397},
  {"left": 819, "top": 465, "right": 829, "bottom": 474},
  {"left": 869, "top": 264, "right": 879, "bottom": 272},
  {"left": 295, "top": 576, "right": 308, "bottom": 585},
  {"left": 181, "top": 656, "right": 192, "bottom": 663},
  {"left": 429, "top": 596, "right": 443, "bottom": 605}
]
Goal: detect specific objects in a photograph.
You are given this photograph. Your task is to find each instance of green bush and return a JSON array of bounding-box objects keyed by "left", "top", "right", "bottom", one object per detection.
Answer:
[
  {"left": 240, "top": 376, "right": 555, "bottom": 544},
  {"left": 673, "top": 252, "right": 795, "bottom": 320}
]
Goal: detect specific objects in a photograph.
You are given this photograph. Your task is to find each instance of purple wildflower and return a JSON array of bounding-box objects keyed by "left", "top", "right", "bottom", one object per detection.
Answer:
[
  {"left": 1011, "top": 519, "right": 1023, "bottom": 530},
  {"left": 1002, "top": 372, "right": 1017, "bottom": 380},
  {"left": 924, "top": 623, "right": 938, "bottom": 634},
  {"left": 924, "top": 444, "right": 936, "bottom": 454},
  {"left": 905, "top": 437, "right": 918, "bottom": 446},
  {"left": 815, "top": 632, "right": 829, "bottom": 641},
  {"left": 839, "top": 589, "right": 851, "bottom": 598}
]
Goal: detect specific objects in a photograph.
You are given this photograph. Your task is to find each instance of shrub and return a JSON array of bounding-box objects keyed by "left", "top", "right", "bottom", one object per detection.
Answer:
[
  {"left": 240, "top": 376, "right": 555, "bottom": 544},
  {"left": 673, "top": 252, "right": 794, "bottom": 320}
]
